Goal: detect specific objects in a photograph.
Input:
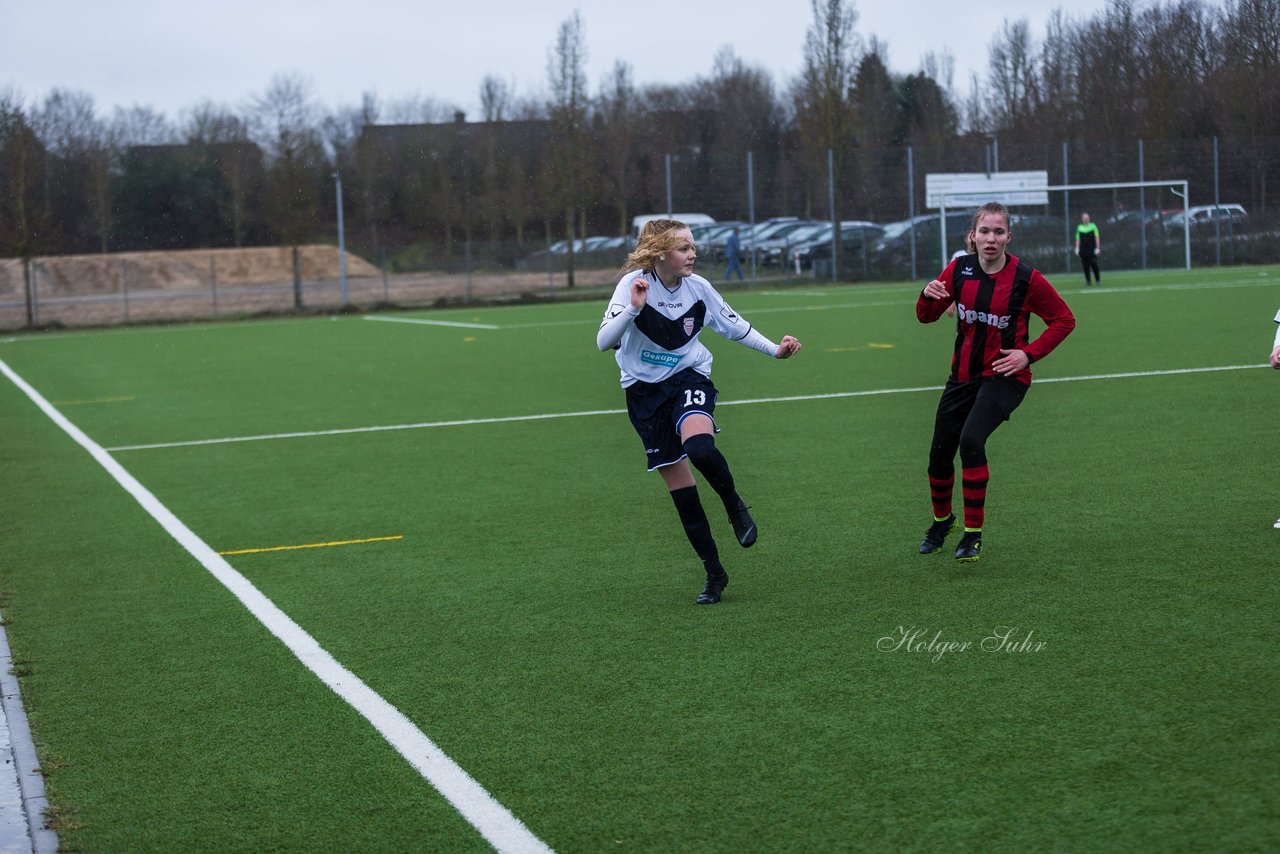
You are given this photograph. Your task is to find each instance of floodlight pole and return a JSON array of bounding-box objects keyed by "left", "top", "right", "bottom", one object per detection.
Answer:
[
  {"left": 747, "top": 150, "right": 757, "bottom": 286},
  {"left": 334, "top": 170, "right": 349, "bottom": 306},
  {"left": 665, "top": 154, "right": 673, "bottom": 217},
  {"left": 1213, "top": 137, "right": 1221, "bottom": 266},
  {"left": 907, "top": 147, "right": 917, "bottom": 280},
  {"left": 827, "top": 148, "right": 837, "bottom": 282}
]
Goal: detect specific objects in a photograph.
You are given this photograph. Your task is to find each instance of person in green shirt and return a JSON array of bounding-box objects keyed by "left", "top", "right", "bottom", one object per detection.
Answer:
[{"left": 1074, "top": 212, "right": 1101, "bottom": 285}]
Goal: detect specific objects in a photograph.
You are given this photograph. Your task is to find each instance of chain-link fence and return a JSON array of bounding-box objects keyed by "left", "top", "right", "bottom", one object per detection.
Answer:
[{"left": 2, "top": 134, "right": 1277, "bottom": 331}]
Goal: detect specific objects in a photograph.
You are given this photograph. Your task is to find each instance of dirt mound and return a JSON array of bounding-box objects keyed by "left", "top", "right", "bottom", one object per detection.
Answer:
[{"left": 0, "top": 245, "right": 378, "bottom": 298}]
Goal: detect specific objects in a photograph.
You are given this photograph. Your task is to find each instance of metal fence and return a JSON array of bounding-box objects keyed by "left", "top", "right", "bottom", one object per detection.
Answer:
[{"left": 3, "top": 134, "right": 1277, "bottom": 331}]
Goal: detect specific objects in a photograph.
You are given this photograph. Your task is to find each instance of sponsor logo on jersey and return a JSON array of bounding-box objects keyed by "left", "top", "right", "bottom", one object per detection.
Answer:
[
  {"left": 606, "top": 303, "right": 626, "bottom": 319},
  {"left": 641, "top": 349, "right": 682, "bottom": 367},
  {"left": 961, "top": 266, "right": 974, "bottom": 276},
  {"left": 956, "top": 302, "right": 1010, "bottom": 329},
  {"left": 655, "top": 300, "right": 683, "bottom": 308}
]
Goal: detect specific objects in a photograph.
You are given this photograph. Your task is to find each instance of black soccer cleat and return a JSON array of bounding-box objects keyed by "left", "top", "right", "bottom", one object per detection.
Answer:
[
  {"left": 919, "top": 514, "right": 958, "bottom": 554},
  {"left": 696, "top": 569, "right": 729, "bottom": 605},
  {"left": 954, "top": 532, "right": 982, "bottom": 562},
  {"left": 729, "top": 501, "right": 758, "bottom": 548}
]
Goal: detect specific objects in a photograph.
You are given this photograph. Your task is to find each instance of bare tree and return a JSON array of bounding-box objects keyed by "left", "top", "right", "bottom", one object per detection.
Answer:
[
  {"left": 850, "top": 41, "right": 898, "bottom": 216},
  {"left": 1217, "top": 0, "right": 1280, "bottom": 210},
  {"left": 32, "top": 89, "right": 115, "bottom": 252},
  {"left": 249, "top": 73, "right": 323, "bottom": 248},
  {"left": 1036, "top": 10, "right": 1080, "bottom": 142},
  {"left": 921, "top": 49, "right": 957, "bottom": 97},
  {"left": 111, "top": 105, "right": 174, "bottom": 147},
  {"left": 792, "top": 0, "right": 861, "bottom": 217},
  {"left": 0, "top": 92, "right": 53, "bottom": 264},
  {"left": 182, "top": 101, "right": 256, "bottom": 247},
  {"left": 547, "top": 11, "right": 590, "bottom": 286},
  {"left": 476, "top": 76, "right": 515, "bottom": 247},
  {"left": 987, "top": 18, "right": 1039, "bottom": 135},
  {"left": 695, "top": 47, "right": 780, "bottom": 219},
  {"left": 351, "top": 91, "right": 385, "bottom": 258}
]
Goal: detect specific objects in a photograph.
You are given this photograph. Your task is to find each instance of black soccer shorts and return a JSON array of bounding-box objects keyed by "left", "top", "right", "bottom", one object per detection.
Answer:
[
  {"left": 625, "top": 368, "right": 720, "bottom": 471},
  {"left": 928, "top": 375, "right": 1028, "bottom": 469}
]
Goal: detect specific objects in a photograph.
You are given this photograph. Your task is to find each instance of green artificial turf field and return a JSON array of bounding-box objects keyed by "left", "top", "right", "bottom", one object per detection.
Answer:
[{"left": 1, "top": 265, "right": 1277, "bottom": 852}]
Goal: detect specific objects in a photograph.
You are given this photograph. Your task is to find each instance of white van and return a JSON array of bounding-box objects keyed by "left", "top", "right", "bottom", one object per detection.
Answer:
[
  {"left": 1166, "top": 204, "right": 1248, "bottom": 228},
  {"left": 632, "top": 213, "right": 716, "bottom": 236}
]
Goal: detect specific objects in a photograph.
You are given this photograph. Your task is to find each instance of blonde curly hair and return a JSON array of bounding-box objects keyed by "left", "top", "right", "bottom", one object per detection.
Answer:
[{"left": 621, "top": 219, "right": 694, "bottom": 274}]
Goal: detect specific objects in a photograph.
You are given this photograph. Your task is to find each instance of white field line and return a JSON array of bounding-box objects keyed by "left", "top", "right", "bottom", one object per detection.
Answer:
[
  {"left": 365, "top": 316, "right": 500, "bottom": 329},
  {"left": 108, "top": 409, "right": 627, "bottom": 451},
  {"left": 0, "top": 358, "right": 554, "bottom": 854},
  {"left": 0, "top": 317, "right": 313, "bottom": 344},
  {"left": 369, "top": 274, "right": 1278, "bottom": 334},
  {"left": 105, "top": 363, "right": 1267, "bottom": 453},
  {"left": 1070, "top": 276, "right": 1273, "bottom": 295}
]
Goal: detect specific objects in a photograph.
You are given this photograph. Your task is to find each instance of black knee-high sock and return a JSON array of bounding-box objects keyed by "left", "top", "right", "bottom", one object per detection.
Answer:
[
  {"left": 682, "top": 434, "right": 741, "bottom": 513},
  {"left": 670, "top": 485, "right": 721, "bottom": 569}
]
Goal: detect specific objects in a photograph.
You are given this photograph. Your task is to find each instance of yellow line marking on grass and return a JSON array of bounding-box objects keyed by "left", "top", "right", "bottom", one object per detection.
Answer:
[
  {"left": 218, "top": 535, "right": 403, "bottom": 556},
  {"left": 51, "top": 395, "right": 137, "bottom": 406},
  {"left": 825, "top": 343, "right": 896, "bottom": 352}
]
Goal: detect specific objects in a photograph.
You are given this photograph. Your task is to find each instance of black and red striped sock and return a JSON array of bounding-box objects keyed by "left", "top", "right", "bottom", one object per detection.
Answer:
[
  {"left": 961, "top": 464, "right": 989, "bottom": 531},
  {"left": 928, "top": 472, "right": 954, "bottom": 520}
]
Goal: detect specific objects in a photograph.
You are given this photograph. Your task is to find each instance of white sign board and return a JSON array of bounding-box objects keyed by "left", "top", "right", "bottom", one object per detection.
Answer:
[{"left": 925, "top": 171, "right": 1049, "bottom": 209}]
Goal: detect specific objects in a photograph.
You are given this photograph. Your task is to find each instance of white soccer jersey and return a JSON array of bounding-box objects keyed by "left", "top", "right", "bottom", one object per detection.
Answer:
[{"left": 598, "top": 271, "right": 759, "bottom": 387}]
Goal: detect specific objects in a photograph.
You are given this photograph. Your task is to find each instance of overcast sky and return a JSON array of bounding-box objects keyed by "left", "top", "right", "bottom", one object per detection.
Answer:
[{"left": 5, "top": 0, "right": 1116, "bottom": 124}]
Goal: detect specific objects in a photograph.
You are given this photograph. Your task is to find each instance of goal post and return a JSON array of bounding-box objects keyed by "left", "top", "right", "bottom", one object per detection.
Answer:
[{"left": 928, "top": 174, "right": 1192, "bottom": 273}]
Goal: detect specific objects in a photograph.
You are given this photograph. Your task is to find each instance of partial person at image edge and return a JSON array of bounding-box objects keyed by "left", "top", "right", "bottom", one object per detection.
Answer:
[{"left": 1272, "top": 307, "right": 1280, "bottom": 528}]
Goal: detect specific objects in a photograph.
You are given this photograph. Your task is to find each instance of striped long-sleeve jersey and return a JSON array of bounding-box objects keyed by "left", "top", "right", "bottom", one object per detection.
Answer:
[
  {"left": 916, "top": 252, "right": 1076, "bottom": 385},
  {"left": 598, "top": 270, "right": 773, "bottom": 387}
]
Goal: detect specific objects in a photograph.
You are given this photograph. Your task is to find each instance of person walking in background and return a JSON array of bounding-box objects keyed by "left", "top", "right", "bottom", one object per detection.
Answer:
[
  {"left": 916, "top": 202, "right": 1076, "bottom": 561},
  {"left": 597, "top": 219, "right": 801, "bottom": 604},
  {"left": 1074, "top": 212, "right": 1101, "bottom": 286},
  {"left": 723, "top": 227, "right": 745, "bottom": 281}
]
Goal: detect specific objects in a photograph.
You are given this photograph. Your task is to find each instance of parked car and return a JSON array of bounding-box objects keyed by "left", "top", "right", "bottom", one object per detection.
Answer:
[
  {"left": 870, "top": 212, "right": 974, "bottom": 271},
  {"left": 756, "top": 221, "right": 832, "bottom": 266},
  {"left": 716, "top": 218, "right": 821, "bottom": 262},
  {"left": 693, "top": 222, "right": 745, "bottom": 249},
  {"left": 524, "top": 234, "right": 627, "bottom": 264},
  {"left": 790, "top": 221, "right": 884, "bottom": 271},
  {"left": 1164, "top": 204, "right": 1248, "bottom": 230},
  {"left": 632, "top": 212, "right": 716, "bottom": 236}
]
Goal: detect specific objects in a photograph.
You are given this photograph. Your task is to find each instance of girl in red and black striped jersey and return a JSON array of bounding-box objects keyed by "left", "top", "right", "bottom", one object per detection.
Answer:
[{"left": 915, "top": 202, "right": 1076, "bottom": 561}]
